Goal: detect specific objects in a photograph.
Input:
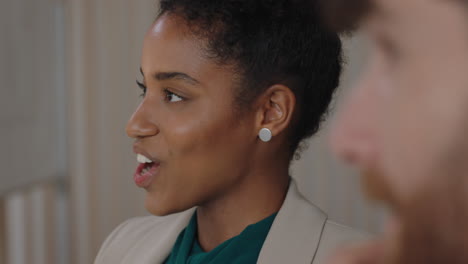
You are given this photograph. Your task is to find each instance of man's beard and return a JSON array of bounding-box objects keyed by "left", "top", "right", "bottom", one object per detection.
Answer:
[
  {"left": 362, "top": 169, "right": 468, "bottom": 264},
  {"left": 395, "top": 174, "right": 468, "bottom": 264}
]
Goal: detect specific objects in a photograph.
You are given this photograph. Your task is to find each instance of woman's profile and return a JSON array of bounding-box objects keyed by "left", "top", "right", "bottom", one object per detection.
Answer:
[{"left": 95, "top": 0, "right": 365, "bottom": 263}]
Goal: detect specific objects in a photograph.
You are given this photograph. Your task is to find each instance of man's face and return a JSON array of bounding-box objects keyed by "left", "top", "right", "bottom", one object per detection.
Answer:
[
  {"left": 330, "top": 0, "right": 468, "bottom": 261},
  {"left": 331, "top": 0, "right": 468, "bottom": 209}
]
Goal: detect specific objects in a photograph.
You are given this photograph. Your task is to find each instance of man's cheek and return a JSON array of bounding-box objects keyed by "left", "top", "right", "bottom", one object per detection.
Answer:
[
  {"left": 361, "top": 170, "right": 394, "bottom": 205},
  {"left": 325, "top": 241, "right": 386, "bottom": 264}
]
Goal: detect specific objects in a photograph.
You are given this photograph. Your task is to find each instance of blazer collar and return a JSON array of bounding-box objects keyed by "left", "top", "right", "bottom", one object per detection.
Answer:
[
  {"left": 257, "top": 178, "right": 328, "bottom": 264},
  {"left": 141, "top": 208, "right": 195, "bottom": 263},
  {"left": 154, "top": 179, "right": 327, "bottom": 264}
]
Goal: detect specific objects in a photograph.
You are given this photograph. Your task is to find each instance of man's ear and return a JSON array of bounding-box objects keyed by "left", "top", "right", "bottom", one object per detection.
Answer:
[{"left": 255, "top": 84, "right": 296, "bottom": 140}]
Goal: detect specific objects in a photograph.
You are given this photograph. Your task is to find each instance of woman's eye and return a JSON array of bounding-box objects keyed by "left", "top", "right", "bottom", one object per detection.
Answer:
[
  {"left": 136, "top": 80, "right": 146, "bottom": 97},
  {"left": 164, "top": 89, "right": 184, "bottom": 102}
]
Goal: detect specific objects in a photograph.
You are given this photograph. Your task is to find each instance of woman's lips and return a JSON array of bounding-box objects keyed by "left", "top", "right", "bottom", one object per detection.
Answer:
[{"left": 134, "top": 162, "right": 160, "bottom": 188}]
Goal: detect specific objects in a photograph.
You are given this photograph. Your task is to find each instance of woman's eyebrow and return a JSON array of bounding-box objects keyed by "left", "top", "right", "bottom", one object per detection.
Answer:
[
  {"left": 154, "top": 72, "right": 200, "bottom": 85},
  {"left": 139, "top": 67, "right": 199, "bottom": 85}
]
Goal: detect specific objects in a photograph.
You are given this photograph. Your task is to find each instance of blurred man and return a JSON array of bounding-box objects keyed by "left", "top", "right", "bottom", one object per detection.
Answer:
[{"left": 325, "top": 0, "right": 468, "bottom": 263}]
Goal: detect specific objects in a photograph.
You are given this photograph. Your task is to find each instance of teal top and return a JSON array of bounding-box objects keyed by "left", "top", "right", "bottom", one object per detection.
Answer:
[{"left": 163, "top": 211, "right": 277, "bottom": 264}]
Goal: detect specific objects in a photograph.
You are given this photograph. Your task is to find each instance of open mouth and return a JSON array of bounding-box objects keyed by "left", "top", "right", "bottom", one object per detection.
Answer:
[{"left": 134, "top": 154, "right": 160, "bottom": 188}]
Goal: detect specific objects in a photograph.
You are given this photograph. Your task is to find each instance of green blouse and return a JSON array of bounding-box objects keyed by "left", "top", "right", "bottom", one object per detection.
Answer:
[{"left": 163, "top": 211, "right": 277, "bottom": 264}]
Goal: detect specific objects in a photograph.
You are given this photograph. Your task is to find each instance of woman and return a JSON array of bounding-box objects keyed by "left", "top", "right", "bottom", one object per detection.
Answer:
[{"left": 95, "top": 0, "right": 365, "bottom": 263}]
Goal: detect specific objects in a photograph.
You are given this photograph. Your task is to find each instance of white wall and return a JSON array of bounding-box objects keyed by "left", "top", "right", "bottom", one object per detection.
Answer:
[
  {"left": 1, "top": 1, "right": 68, "bottom": 263},
  {"left": 0, "top": 0, "right": 67, "bottom": 195},
  {"left": 4, "top": 182, "right": 68, "bottom": 264}
]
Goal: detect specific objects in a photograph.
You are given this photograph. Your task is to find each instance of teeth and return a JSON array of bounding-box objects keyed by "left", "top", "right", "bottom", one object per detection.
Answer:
[{"left": 137, "top": 154, "right": 152, "bottom": 163}]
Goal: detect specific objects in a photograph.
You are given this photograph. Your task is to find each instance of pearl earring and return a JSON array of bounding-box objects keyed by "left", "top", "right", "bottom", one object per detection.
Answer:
[{"left": 259, "top": 128, "right": 272, "bottom": 142}]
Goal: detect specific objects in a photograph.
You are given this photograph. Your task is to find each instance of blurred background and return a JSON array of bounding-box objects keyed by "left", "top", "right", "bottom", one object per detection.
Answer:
[{"left": 0, "top": 0, "right": 384, "bottom": 263}]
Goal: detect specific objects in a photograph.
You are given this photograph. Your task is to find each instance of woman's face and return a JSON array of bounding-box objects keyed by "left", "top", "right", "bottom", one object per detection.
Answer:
[{"left": 126, "top": 14, "right": 257, "bottom": 216}]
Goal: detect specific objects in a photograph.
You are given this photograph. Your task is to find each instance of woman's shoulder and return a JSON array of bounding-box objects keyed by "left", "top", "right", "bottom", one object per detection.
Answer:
[
  {"left": 322, "top": 220, "right": 370, "bottom": 241},
  {"left": 312, "top": 219, "right": 371, "bottom": 263},
  {"left": 94, "top": 208, "right": 195, "bottom": 264},
  {"left": 103, "top": 213, "right": 185, "bottom": 244}
]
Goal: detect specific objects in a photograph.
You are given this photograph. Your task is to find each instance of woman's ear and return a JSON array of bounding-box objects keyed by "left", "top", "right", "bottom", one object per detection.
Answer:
[{"left": 255, "top": 84, "right": 296, "bottom": 140}]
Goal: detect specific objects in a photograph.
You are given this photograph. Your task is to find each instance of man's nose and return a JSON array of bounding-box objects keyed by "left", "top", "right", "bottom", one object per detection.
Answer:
[
  {"left": 329, "top": 83, "right": 377, "bottom": 166},
  {"left": 126, "top": 102, "right": 159, "bottom": 139}
]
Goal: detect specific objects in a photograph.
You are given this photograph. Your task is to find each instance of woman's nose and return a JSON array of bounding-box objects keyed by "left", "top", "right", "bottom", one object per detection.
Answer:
[{"left": 126, "top": 103, "right": 159, "bottom": 139}]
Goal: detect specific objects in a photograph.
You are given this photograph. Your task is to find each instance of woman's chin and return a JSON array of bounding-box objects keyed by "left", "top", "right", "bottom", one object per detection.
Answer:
[{"left": 144, "top": 193, "right": 190, "bottom": 216}]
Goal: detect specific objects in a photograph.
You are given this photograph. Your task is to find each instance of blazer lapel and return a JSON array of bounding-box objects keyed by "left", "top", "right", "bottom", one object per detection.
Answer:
[
  {"left": 257, "top": 179, "right": 327, "bottom": 264},
  {"left": 123, "top": 208, "right": 195, "bottom": 264}
]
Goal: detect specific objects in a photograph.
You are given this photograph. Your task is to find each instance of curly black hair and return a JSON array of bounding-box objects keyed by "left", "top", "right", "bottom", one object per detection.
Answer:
[{"left": 158, "top": 0, "right": 343, "bottom": 158}]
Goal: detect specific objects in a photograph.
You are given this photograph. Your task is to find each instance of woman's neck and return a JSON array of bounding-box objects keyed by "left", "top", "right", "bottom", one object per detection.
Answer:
[{"left": 196, "top": 165, "right": 290, "bottom": 252}]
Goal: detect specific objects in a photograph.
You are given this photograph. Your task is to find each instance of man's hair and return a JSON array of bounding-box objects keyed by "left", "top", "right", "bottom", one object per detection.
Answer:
[
  {"left": 320, "top": 0, "right": 372, "bottom": 33},
  {"left": 158, "top": 0, "right": 343, "bottom": 157},
  {"left": 321, "top": 0, "right": 468, "bottom": 33}
]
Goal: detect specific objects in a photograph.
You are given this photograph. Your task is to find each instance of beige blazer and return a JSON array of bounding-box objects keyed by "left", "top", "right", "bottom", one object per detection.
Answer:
[{"left": 95, "top": 179, "right": 367, "bottom": 264}]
